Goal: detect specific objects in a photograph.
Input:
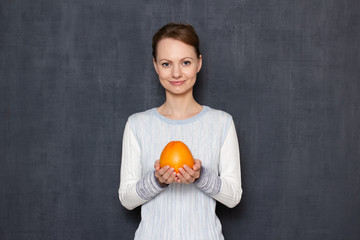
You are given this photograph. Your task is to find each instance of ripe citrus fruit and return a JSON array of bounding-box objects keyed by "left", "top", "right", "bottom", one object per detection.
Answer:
[{"left": 160, "top": 141, "right": 194, "bottom": 173}]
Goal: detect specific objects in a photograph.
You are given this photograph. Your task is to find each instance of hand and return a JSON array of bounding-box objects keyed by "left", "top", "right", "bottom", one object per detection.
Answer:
[
  {"left": 177, "top": 159, "right": 202, "bottom": 184},
  {"left": 154, "top": 160, "right": 178, "bottom": 187}
]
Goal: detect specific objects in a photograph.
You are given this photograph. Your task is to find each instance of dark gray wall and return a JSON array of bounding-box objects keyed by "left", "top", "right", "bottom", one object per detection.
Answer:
[{"left": 1, "top": 0, "right": 359, "bottom": 239}]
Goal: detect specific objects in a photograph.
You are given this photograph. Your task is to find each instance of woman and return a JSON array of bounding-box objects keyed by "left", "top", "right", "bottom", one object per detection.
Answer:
[{"left": 119, "top": 23, "right": 242, "bottom": 240}]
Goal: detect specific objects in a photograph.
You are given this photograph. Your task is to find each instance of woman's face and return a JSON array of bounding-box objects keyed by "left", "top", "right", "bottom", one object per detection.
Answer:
[{"left": 153, "top": 38, "right": 202, "bottom": 96}]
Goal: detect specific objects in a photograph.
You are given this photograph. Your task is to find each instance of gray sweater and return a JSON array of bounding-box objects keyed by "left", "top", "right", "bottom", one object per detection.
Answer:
[{"left": 119, "top": 106, "right": 242, "bottom": 240}]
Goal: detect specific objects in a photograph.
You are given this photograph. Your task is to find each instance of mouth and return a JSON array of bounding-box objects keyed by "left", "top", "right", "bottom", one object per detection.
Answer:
[{"left": 169, "top": 80, "right": 186, "bottom": 86}]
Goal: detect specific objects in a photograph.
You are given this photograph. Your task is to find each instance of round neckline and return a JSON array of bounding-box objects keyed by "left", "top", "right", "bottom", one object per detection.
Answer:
[{"left": 153, "top": 106, "right": 209, "bottom": 125}]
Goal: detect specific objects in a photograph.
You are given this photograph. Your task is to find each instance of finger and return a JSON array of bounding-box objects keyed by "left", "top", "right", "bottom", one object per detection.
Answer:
[
  {"left": 193, "top": 159, "right": 202, "bottom": 171},
  {"left": 173, "top": 175, "right": 180, "bottom": 183},
  {"left": 192, "top": 160, "right": 202, "bottom": 179},
  {"left": 158, "top": 176, "right": 165, "bottom": 183},
  {"left": 155, "top": 170, "right": 165, "bottom": 183},
  {"left": 193, "top": 170, "right": 200, "bottom": 180},
  {"left": 174, "top": 175, "right": 179, "bottom": 182},
  {"left": 155, "top": 168, "right": 166, "bottom": 179},
  {"left": 162, "top": 167, "right": 174, "bottom": 180},
  {"left": 155, "top": 169, "right": 163, "bottom": 180},
  {"left": 154, "top": 160, "right": 160, "bottom": 170},
  {"left": 183, "top": 165, "right": 195, "bottom": 176},
  {"left": 177, "top": 171, "right": 190, "bottom": 184},
  {"left": 166, "top": 172, "right": 177, "bottom": 184},
  {"left": 179, "top": 167, "right": 194, "bottom": 183},
  {"left": 158, "top": 165, "right": 170, "bottom": 176}
]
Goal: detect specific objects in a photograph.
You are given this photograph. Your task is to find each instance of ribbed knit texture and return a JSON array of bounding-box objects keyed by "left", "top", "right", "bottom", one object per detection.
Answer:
[
  {"left": 193, "top": 166, "right": 221, "bottom": 196},
  {"left": 119, "top": 106, "right": 242, "bottom": 240},
  {"left": 136, "top": 171, "right": 167, "bottom": 200}
]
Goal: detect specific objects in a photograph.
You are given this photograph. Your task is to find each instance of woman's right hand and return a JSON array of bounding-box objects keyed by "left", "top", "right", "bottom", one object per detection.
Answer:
[{"left": 154, "top": 160, "right": 177, "bottom": 187}]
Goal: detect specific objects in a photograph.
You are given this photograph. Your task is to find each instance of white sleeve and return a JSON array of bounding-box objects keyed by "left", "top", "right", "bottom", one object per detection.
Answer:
[
  {"left": 212, "top": 119, "right": 243, "bottom": 208},
  {"left": 118, "top": 121, "right": 147, "bottom": 210}
]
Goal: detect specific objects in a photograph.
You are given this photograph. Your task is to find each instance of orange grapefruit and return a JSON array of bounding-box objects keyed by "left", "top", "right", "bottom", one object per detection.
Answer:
[{"left": 160, "top": 141, "right": 194, "bottom": 173}]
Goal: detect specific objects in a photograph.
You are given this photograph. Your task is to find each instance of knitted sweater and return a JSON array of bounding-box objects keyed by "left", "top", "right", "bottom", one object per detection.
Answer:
[{"left": 119, "top": 106, "right": 242, "bottom": 240}]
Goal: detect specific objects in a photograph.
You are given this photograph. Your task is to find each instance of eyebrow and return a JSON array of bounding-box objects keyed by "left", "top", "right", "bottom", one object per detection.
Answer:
[{"left": 159, "top": 57, "right": 194, "bottom": 62}]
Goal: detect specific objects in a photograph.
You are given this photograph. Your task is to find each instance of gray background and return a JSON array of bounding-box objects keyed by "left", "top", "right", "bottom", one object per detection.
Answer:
[{"left": 1, "top": 0, "right": 359, "bottom": 239}]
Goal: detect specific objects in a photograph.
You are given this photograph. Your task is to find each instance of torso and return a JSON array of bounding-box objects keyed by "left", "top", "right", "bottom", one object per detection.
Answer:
[{"left": 127, "top": 106, "right": 232, "bottom": 240}]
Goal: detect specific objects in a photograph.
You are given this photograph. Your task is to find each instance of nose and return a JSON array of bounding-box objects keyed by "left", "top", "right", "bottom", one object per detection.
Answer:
[{"left": 172, "top": 64, "right": 182, "bottom": 79}]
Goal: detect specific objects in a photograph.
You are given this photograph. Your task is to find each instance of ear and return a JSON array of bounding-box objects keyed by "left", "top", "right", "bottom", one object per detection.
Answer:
[
  {"left": 197, "top": 55, "right": 202, "bottom": 73},
  {"left": 153, "top": 58, "right": 159, "bottom": 74}
]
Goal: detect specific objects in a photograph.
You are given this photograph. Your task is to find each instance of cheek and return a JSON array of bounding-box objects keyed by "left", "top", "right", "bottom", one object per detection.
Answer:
[
  {"left": 187, "top": 68, "right": 198, "bottom": 78},
  {"left": 156, "top": 67, "right": 168, "bottom": 77},
  {"left": 157, "top": 70, "right": 169, "bottom": 80}
]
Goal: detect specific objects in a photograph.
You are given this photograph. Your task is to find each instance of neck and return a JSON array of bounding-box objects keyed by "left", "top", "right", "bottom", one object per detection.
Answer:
[{"left": 158, "top": 90, "right": 202, "bottom": 120}]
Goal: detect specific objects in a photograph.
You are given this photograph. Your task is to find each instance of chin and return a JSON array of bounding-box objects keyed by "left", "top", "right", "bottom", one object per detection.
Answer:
[{"left": 166, "top": 87, "right": 193, "bottom": 96}]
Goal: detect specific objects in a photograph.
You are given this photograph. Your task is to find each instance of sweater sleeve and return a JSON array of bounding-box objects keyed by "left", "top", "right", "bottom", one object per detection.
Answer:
[
  {"left": 194, "top": 118, "right": 242, "bottom": 208},
  {"left": 213, "top": 119, "right": 243, "bottom": 208},
  {"left": 118, "top": 121, "right": 165, "bottom": 210}
]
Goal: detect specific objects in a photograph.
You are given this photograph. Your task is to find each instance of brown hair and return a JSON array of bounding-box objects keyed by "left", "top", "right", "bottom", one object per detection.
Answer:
[{"left": 152, "top": 23, "right": 201, "bottom": 60}]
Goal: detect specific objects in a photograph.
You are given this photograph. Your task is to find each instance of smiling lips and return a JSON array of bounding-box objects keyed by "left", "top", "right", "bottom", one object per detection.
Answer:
[{"left": 170, "top": 80, "right": 186, "bottom": 86}]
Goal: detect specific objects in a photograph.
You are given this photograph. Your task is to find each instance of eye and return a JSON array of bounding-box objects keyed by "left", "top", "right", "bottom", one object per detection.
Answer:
[
  {"left": 183, "top": 61, "right": 191, "bottom": 66},
  {"left": 161, "top": 62, "right": 170, "bottom": 67}
]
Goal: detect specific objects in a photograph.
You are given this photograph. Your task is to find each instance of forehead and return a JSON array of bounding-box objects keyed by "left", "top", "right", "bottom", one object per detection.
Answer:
[{"left": 156, "top": 38, "right": 197, "bottom": 60}]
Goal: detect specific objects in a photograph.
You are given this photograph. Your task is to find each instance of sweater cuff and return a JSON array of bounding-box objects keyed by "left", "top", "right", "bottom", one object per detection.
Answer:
[
  {"left": 194, "top": 166, "right": 221, "bottom": 197},
  {"left": 136, "top": 171, "right": 167, "bottom": 201}
]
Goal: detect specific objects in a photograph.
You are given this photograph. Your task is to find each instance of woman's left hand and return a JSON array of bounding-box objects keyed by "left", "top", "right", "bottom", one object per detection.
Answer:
[{"left": 177, "top": 159, "right": 202, "bottom": 184}]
